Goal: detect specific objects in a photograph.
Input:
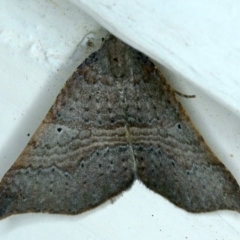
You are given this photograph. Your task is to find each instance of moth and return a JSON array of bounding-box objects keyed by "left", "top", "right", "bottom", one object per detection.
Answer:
[{"left": 0, "top": 34, "right": 239, "bottom": 220}]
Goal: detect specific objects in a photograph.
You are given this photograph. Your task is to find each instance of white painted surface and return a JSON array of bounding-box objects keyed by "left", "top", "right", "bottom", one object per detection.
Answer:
[{"left": 0, "top": 0, "right": 240, "bottom": 239}]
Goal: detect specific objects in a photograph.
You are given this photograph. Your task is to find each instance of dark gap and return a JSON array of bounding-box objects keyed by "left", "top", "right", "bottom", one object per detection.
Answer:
[{"left": 110, "top": 118, "right": 115, "bottom": 123}]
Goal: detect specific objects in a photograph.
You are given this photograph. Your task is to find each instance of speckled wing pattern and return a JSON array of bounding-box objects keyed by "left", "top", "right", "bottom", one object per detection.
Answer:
[{"left": 0, "top": 34, "right": 240, "bottom": 219}]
